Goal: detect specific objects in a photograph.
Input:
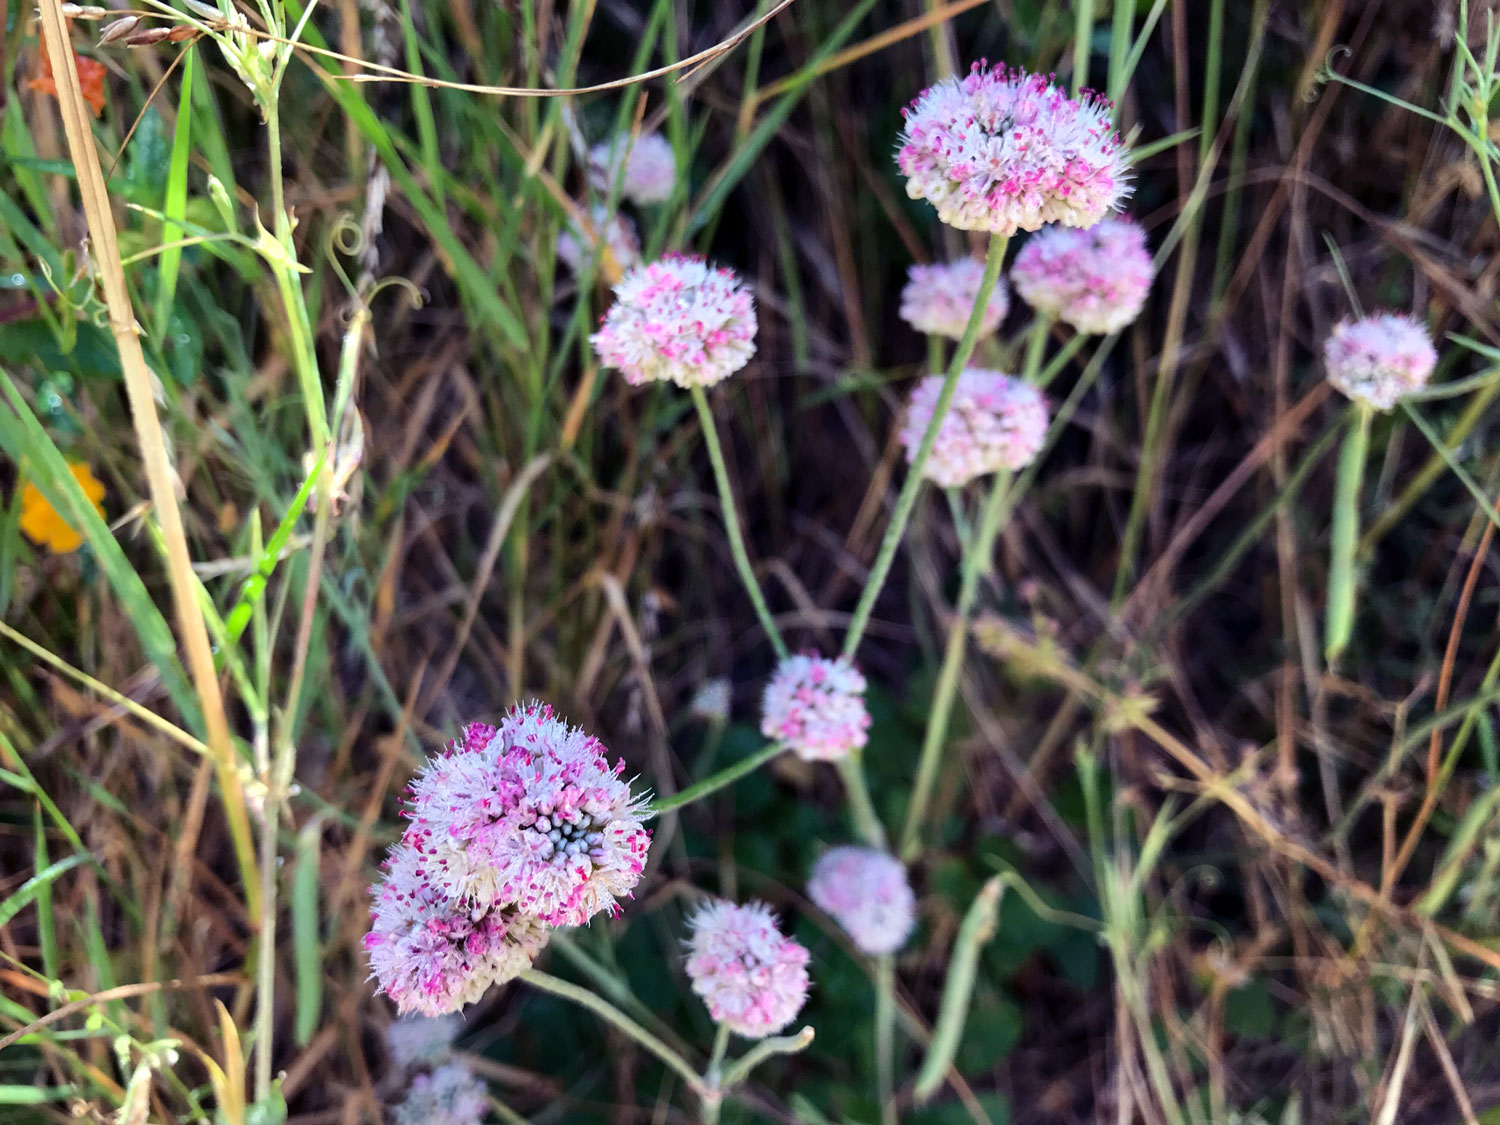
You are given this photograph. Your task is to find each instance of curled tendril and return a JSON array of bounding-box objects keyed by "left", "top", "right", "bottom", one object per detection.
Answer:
[
  {"left": 1307, "top": 44, "right": 1353, "bottom": 102},
  {"left": 325, "top": 215, "right": 363, "bottom": 299}
]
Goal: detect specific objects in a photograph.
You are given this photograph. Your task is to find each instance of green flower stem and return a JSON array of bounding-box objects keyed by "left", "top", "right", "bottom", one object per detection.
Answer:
[
  {"left": 875, "top": 953, "right": 897, "bottom": 1125},
  {"left": 718, "top": 1025, "right": 815, "bottom": 1091},
  {"left": 841, "top": 232, "right": 1009, "bottom": 661},
  {"left": 898, "top": 470, "right": 1011, "bottom": 862},
  {"left": 927, "top": 332, "right": 945, "bottom": 377},
  {"left": 701, "top": 1022, "right": 733, "bottom": 1125},
  {"left": 691, "top": 385, "right": 788, "bottom": 659},
  {"left": 837, "top": 756, "right": 888, "bottom": 849},
  {"left": 1325, "top": 403, "right": 1373, "bottom": 667},
  {"left": 522, "top": 969, "right": 705, "bottom": 1095},
  {"left": 913, "top": 877, "right": 1003, "bottom": 1103},
  {"left": 647, "top": 742, "right": 785, "bottom": 817}
]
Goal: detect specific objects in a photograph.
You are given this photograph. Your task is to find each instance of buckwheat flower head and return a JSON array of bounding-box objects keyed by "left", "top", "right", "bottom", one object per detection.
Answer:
[
  {"left": 897, "top": 63, "right": 1131, "bottom": 234},
  {"left": 591, "top": 255, "right": 757, "bottom": 388},
  {"left": 386, "top": 1014, "right": 462, "bottom": 1068},
  {"left": 589, "top": 132, "right": 676, "bottom": 206},
  {"left": 1323, "top": 313, "right": 1437, "bottom": 411},
  {"left": 557, "top": 205, "right": 640, "bottom": 274},
  {"left": 899, "top": 259, "right": 1011, "bottom": 340},
  {"left": 807, "top": 847, "right": 916, "bottom": 955},
  {"left": 689, "top": 677, "right": 733, "bottom": 723},
  {"left": 760, "top": 654, "right": 871, "bottom": 762},
  {"left": 900, "top": 369, "right": 1048, "bottom": 487},
  {"left": 393, "top": 1061, "right": 489, "bottom": 1125},
  {"left": 685, "top": 900, "right": 810, "bottom": 1038},
  {"left": 1012, "top": 217, "right": 1153, "bottom": 334},
  {"left": 403, "top": 704, "right": 652, "bottom": 927},
  {"left": 364, "top": 845, "right": 548, "bottom": 1016}
]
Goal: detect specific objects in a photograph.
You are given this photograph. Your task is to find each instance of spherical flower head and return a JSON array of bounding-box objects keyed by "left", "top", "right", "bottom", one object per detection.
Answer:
[
  {"left": 760, "top": 654, "right": 871, "bottom": 762},
  {"left": 688, "top": 677, "right": 732, "bottom": 723},
  {"left": 900, "top": 368, "right": 1048, "bottom": 487},
  {"left": 557, "top": 205, "right": 641, "bottom": 275},
  {"left": 364, "top": 845, "right": 548, "bottom": 1016},
  {"left": 899, "top": 259, "right": 1011, "bottom": 340},
  {"left": 402, "top": 704, "right": 652, "bottom": 927},
  {"left": 1323, "top": 313, "right": 1437, "bottom": 411},
  {"left": 807, "top": 847, "right": 916, "bottom": 955},
  {"left": 386, "top": 1013, "right": 462, "bottom": 1068},
  {"left": 1011, "top": 217, "right": 1153, "bottom": 333},
  {"left": 897, "top": 63, "right": 1131, "bottom": 234},
  {"left": 591, "top": 255, "right": 757, "bottom": 388},
  {"left": 684, "top": 900, "right": 810, "bottom": 1038},
  {"left": 393, "top": 1061, "right": 489, "bottom": 1125},
  {"left": 589, "top": 132, "right": 677, "bottom": 206}
]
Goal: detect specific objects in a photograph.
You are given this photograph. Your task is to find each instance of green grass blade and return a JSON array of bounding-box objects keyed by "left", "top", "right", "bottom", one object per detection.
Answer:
[
  {"left": 154, "top": 50, "right": 196, "bottom": 341},
  {"left": 292, "top": 817, "right": 324, "bottom": 1045}
]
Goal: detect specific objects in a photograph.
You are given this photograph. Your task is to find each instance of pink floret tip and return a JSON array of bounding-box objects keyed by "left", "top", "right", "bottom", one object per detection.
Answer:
[
  {"left": 897, "top": 63, "right": 1131, "bottom": 234},
  {"left": 899, "top": 258, "right": 1010, "bottom": 340},
  {"left": 807, "top": 846, "right": 916, "bottom": 955},
  {"left": 760, "top": 653, "right": 871, "bottom": 762},
  {"left": 591, "top": 255, "right": 758, "bottom": 388},
  {"left": 1323, "top": 313, "right": 1437, "bottom": 411},
  {"left": 684, "top": 899, "right": 810, "bottom": 1039},
  {"left": 900, "top": 368, "right": 1049, "bottom": 487},
  {"left": 589, "top": 132, "right": 677, "bottom": 206},
  {"left": 1011, "top": 217, "right": 1153, "bottom": 334}
]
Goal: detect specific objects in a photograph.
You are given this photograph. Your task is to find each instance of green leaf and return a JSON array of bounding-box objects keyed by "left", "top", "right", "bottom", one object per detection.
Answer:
[
  {"left": 1224, "top": 979, "right": 1276, "bottom": 1039},
  {"left": 955, "top": 994, "right": 1023, "bottom": 1072},
  {"left": 292, "top": 819, "right": 323, "bottom": 1045},
  {"left": 0, "top": 853, "right": 89, "bottom": 927},
  {"left": 121, "top": 108, "right": 171, "bottom": 208},
  {"left": 154, "top": 50, "right": 196, "bottom": 344}
]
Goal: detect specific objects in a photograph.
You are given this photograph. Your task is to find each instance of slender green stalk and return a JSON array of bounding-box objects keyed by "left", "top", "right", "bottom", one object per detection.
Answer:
[
  {"left": 898, "top": 471, "right": 1011, "bottom": 861},
  {"left": 875, "top": 954, "right": 897, "bottom": 1125},
  {"left": 522, "top": 969, "right": 706, "bottom": 1093},
  {"left": 702, "top": 1022, "right": 732, "bottom": 1125},
  {"left": 647, "top": 742, "right": 786, "bottom": 816},
  {"left": 1072, "top": 0, "right": 1095, "bottom": 96},
  {"left": 1325, "top": 404, "right": 1374, "bottom": 667},
  {"left": 717, "top": 1026, "right": 815, "bottom": 1090},
  {"left": 690, "top": 385, "right": 788, "bottom": 659},
  {"left": 913, "top": 878, "right": 1003, "bottom": 1102},
  {"left": 842, "top": 232, "right": 1009, "bottom": 660},
  {"left": 837, "top": 756, "right": 888, "bottom": 849},
  {"left": 927, "top": 332, "right": 945, "bottom": 377}
]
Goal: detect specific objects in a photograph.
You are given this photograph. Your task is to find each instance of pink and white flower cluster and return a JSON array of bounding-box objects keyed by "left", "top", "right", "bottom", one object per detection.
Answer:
[
  {"left": 367, "top": 703, "right": 651, "bottom": 1015},
  {"left": 901, "top": 369, "right": 1049, "bottom": 487},
  {"left": 589, "top": 131, "right": 677, "bottom": 206},
  {"left": 1012, "top": 217, "right": 1153, "bottom": 334},
  {"left": 807, "top": 847, "right": 916, "bottom": 955},
  {"left": 1323, "top": 313, "right": 1437, "bottom": 410},
  {"left": 685, "top": 899, "right": 810, "bottom": 1038},
  {"left": 592, "top": 255, "right": 758, "bottom": 388},
  {"left": 760, "top": 653, "right": 872, "bottom": 762},
  {"left": 393, "top": 1061, "right": 490, "bottom": 1125},
  {"left": 897, "top": 64, "right": 1131, "bottom": 234},
  {"left": 900, "top": 258, "right": 1011, "bottom": 340},
  {"left": 557, "top": 205, "right": 641, "bottom": 275}
]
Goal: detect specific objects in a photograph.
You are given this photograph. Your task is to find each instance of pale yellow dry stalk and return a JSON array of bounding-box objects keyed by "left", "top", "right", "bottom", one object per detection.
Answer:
[{"left": 35, "top": 0, "right": 261, "bottom": 919}]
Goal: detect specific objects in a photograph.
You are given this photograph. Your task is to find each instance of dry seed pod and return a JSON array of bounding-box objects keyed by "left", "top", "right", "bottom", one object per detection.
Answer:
[
  {"left": 97, "top": 15, "right": 140, "bottom": 44},
  {"left": 59, "top": 3, "right": 109, "bottom": 18},
  {"left": 123, "top": 27, "right": 172, "bottom": 45}
]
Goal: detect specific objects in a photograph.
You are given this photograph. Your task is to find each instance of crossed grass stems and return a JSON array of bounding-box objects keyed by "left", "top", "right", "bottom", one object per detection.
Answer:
[{"left": 10, "top": 0, "right": 1500, "bottom": 1119}]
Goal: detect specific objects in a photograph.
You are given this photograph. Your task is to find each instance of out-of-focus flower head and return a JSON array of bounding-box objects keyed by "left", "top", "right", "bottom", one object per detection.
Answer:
[
  {"left": 557, "top": 205, "right": 641, "bottom": 276},
  {"left": 1323, "top": 313, "right": 1437, "bottom": 410},
  {"left": 899, "top": 259, "right": 1011, "bottom": 340},
  {"left": 900, "top": 369, "right": 1048, "bottom": 487},
  {"left": 364, "top": 845, "right": 548, "bottom": 1016},
  {"left": 591, "top": 255, "right": 757, "bottom": 388},
  {"left": 392, "top": 1061, "right": 489, "bottom": 1125},
  {"left": 402, "top": 704, "right": 652, "bottom": 927},
  {"left": 897, "top": 63, "right": 1130, "bottom": 234},
  {"left": 807, "top": 847, "right": 916, "bottom": 955},
  {"left": 589, "top": 132, "right": 677, "bottom": 206},
  {"left": 1011, "top": 217, "right": 1153, "bottom": 334},
  {"left": 760, "top": 654, "right": 871, "bottom": 762},
  {"left": 684, "top": 900, "right": 810, "bottom": 1038},
  {"left": 20, "top": 461, "right": 106, "bottom": 554},
  {"left": 688, "top": 678, "right": 733, "bottom": 723},
  {"left": 386, "top": 1014, "right": 462, "bottom": 1069}
]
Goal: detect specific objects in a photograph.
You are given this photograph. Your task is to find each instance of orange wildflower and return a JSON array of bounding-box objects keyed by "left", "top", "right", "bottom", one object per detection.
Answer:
[
  {"left": 19, "top": 462, "right": 107, "bottom": 554},
  {"left": 30, "top": 26, "right": 108, "bottom": 116}
]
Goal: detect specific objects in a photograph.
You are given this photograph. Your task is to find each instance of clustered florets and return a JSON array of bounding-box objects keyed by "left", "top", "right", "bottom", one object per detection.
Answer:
[
  {"left": 760, "top": 653, "right": 872, "bottom": 762},
  {"left": 901, "top": 368, "right": 1049, "bottom": 487},
  {"left": 1011, "top": 216, "right": 1153, "bottom": 334},
  {"left": 589, "top": 131, "right": 677, "bottom": 206},
  {"left": 386, "top": 1014, "right": 463, "bottom": 1069},
  {"left": 807, "top": 847, "right": 917, "bottom": 955},
  {"left": 392, "top": 1061, "right": 490, "bottom": 1125},
  {"left": 557, "top": 205, "right": 641, "bottom": 275},
  {"left": 366, "top": 703, "right": 651, "bottom": 1015},
  {"left": 684, "top": 899, "right": 811, "bottom": 1038},
  {"left": 899, "top": 259, "right": 1011, "bottom": 340},
  {"left": 897, "top": 64, "right": 1131, "bottom": 234},
  {"left": 1323, "top": 313, "right": 1437, "bottom": 410},
  {"left": 591, "top": 255, "right": 758, "bottom": 388}
]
